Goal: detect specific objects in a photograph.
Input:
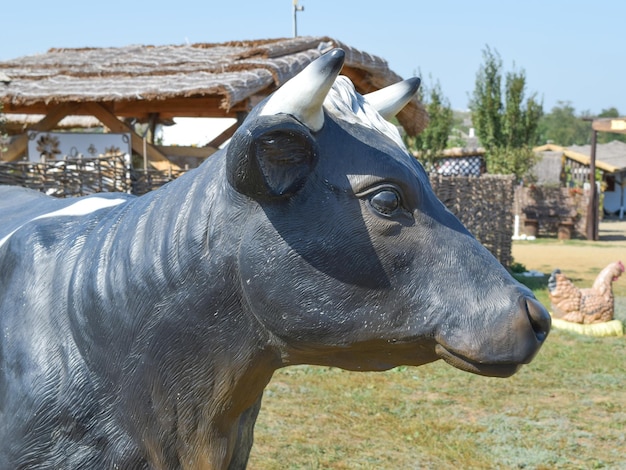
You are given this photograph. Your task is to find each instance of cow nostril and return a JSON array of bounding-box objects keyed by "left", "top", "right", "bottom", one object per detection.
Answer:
[{"left": 524, "top": 297, "right": 551, "bottom": 342}]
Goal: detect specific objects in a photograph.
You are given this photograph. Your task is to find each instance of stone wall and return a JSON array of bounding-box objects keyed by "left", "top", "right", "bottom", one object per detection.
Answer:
[{"left": 514, "top": 185, "right": 592, "bottom": 239}]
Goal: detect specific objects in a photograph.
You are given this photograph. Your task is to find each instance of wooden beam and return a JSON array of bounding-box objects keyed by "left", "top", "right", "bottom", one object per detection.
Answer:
[
  {"left": 113, "top": 97, "right": 250, "bottom": 119},
  {"left": 592, "top": 118, "right": 626, "bottom": 135},
  {"left": 82, "top": 102, "right": 180, "bottom": 172},
  {"left": 586, "top": 130, "right": 599, "bottom": 240},
  {"left": 146, "top": 112, "right": 159, "bottom": 144},
  {"left": 157, "top": 145, "right": 218, "bottom": 159},
  {"left": 441, "top": 147, "right": 486, "bottom": 157},
  {"left": 3, "top": 137, "right": 28, "bottom": 162},
  {"left": 3, "top": 103, "right": 49, "bottom": 114},
  {"left": 4, "top": 97, "right": 252, "bottom": 120},
  {"left": 205, "top": 120, "right": 240, "bottom": 149},
  {"left": 112, "top": 98, "right": 219, "bottom": 118},
  {"left": 1, "top": 103, "right": 79, "bottom": 161}
]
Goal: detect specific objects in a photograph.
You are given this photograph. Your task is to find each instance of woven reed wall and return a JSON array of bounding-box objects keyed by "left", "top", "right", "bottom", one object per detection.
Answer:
[
  {"left": 430, "top": 175, "right": 515, "bottom": 267},
  {"left": 0, "top": 155, "right": 184, "bottom": 197},
  {"left": 131, "top": 167, "right": 187, "bottom": 196},
  {"left": 0, "top": 155, "right": 131, "bottom": 197},
  {"left": 0, "top": 158, "right": 515, "bottom": 266}
]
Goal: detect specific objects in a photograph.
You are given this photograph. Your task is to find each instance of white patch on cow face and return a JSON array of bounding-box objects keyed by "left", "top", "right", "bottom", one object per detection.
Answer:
[
  {"left": 0, "top": 197, "right": 126, "bottom": 248},
  {"left": 323, "top": 76, "right": 407, "bottom": 149}
]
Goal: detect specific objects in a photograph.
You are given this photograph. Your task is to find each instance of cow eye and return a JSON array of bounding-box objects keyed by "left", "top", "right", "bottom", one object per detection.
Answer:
[{"left": 370, "top": 189, "right": 400, "bottom": 216}]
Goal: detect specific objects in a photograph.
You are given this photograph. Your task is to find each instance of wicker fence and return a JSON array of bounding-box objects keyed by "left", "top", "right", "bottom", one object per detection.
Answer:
[
  {"left": 130, "top": 167, "right": 188, "bottom": 196},
  {"left": 0, "top": 155, "right": 185, "bottom": 197},
  {"left": 0, "top": 157, "right": 515, "bottom": 266},
  {"left": 0, "top": 155, "right": 131, "bottom": 197},
  {"left": 430, "top": 174, "right": 515, "bottom": 267}
]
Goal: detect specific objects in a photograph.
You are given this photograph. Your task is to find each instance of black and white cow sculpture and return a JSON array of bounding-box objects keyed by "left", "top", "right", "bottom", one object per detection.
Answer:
[{"left": 0, "top": 49, "right": 550, "bottom": 469}]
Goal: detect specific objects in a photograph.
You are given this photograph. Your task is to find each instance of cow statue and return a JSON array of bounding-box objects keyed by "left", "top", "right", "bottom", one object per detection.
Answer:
[{"left": 0, "top": 49, "right": 550, "bottom": 469}]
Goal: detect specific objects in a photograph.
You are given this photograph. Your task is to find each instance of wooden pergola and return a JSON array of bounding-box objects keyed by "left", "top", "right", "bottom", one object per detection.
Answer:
[
  {"left": 587, "top": 117, "right": 626, "bottom": 239},
  {"left": 0, "top": 37, "right": 428, "bottom": 171}
]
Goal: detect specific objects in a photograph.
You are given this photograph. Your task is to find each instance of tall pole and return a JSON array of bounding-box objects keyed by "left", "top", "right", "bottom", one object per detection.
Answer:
[
  {"left": 293, "top": 0, "right": 304, "bottom": 38},
  {"left": 586, "top": 129, "right": 599, "bottom": 240}
]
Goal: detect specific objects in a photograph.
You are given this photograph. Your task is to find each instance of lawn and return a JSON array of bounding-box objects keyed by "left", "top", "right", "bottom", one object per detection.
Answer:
[
  {"left": 247, "top": 237, "right": 626, "bottom": 469},
  {"left": 248, "top": 328, "right": 625, "bottom": 469}
]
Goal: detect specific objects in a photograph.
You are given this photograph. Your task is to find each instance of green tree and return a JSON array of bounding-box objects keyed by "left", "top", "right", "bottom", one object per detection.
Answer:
[
  {"left": 469, "top": 46, "right": 543, "bottom": 178},
  {"left": 537, "top": 101, "right": 592, "bottom": 146},
  {"left": 404, "top": 74, "right": 454, "bottom": 170},
  {"left": 539, "top": 105, "right": 626, "bottom": 146},
  {"left": 503, "top": 70, "right": 543, "bottom": 148},
  {"left": 470, "top": 46, "right": 503, "bottom": 150},
  {"left": 599, "top": 107, "right": 620, "bottom": 117}
]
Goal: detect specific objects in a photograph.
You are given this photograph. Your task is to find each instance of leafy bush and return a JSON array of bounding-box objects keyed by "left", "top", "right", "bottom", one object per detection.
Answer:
[{"left": 509, "top": 260, "right": 527, "bottom": 273}]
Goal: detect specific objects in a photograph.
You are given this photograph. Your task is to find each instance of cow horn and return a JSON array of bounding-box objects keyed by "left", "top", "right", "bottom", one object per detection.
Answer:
[
  {"left": 365, "top": 77, "right": 421, "bottom": 120},
  {"left": 260, "top": 48, "right": 345, "bottom": 132}
]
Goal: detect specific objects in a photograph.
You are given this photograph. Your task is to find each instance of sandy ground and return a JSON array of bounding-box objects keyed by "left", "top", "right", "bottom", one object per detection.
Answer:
[{"left": 512, "top": 218, "right": 626, "bottom": 293}]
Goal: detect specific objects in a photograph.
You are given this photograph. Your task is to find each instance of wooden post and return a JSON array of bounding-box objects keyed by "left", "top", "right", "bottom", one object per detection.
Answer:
[
  {"left": 591, "top": 116, "right": 626, "bottom": 222},
  {"left": 586, "top": 129, "right": 599, "bottom": 241},
  {"left": 147, "top": 112, "right": 159, "bottom": 144},
  {"left": 1, "top": 103, "right": 79, "bottom": 161}
]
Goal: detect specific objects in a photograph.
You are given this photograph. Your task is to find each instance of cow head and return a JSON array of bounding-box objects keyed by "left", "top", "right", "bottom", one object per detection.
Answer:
[{"left": 226, "top": 49, "right": 550, "bottom": 377}]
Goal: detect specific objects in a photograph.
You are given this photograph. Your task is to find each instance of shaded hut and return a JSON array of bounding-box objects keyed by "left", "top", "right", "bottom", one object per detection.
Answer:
[
  {"left": 0, "top": 37, "right": 427, "bottom": 170},
  {"left": 534, "top": 142, "right": 626, "bottom": 217}
]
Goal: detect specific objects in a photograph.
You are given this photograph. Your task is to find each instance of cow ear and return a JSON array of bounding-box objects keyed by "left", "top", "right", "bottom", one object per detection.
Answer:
[
  {"left": 227, "top": 116, "right": 319, "bottom": 200},
  {"left": 252, "top": 128, "right": 318, "bottom": 197}
]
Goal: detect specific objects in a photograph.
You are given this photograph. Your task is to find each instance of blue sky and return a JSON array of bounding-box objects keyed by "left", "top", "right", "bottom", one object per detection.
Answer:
[{"left": 1, "top": 0, "right": 624, "bottom": 115}]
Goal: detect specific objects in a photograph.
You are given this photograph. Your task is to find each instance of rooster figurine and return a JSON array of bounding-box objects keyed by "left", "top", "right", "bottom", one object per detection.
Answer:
[{"left": 548, "top": 261, "right": 624, "bottom": 324}]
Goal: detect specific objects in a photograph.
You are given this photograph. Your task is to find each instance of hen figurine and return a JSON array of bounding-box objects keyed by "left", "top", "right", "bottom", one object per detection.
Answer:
[{"left": 548, "top": 261, "right": 624, "bottom": 324}]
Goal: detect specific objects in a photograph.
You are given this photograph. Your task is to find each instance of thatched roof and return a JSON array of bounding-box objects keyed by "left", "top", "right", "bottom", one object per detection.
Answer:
[
  {"left": 535, "top": 142, "right": 626, "bottom": 174},
  {"left": 529, "top": 150, "right": 563, "bottom": 185},
  {"left": 0, "top": 36, "right": 427, "bottom": 135},
  {"left": 567, "top": 141, "right": 626, "bottom": 173}
]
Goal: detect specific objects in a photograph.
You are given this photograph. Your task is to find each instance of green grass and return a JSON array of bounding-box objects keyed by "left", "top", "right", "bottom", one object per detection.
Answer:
[{"left": 248, "top": 288, "right": 626, "bottom": 469}]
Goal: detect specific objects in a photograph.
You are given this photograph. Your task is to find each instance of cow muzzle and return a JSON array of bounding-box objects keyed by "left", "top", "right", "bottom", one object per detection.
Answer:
[{"left": 435, "top": 296, "right": 551, "bottom": 378}]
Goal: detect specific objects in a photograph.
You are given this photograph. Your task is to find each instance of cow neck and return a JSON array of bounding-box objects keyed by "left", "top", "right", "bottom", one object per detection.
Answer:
[{"left": 68, "top": 158, "right": 277, "bottom": 388}]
